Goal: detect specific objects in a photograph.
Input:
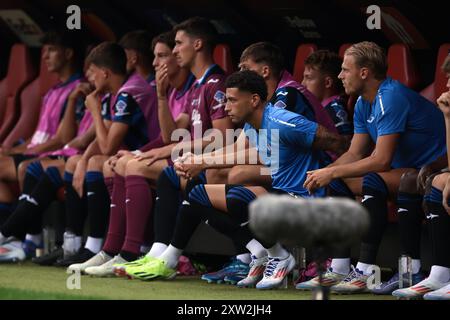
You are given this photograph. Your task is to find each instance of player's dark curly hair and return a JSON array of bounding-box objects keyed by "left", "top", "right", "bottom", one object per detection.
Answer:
[{"left": 225, "top": 70, "right": 268, "bottom": 101}]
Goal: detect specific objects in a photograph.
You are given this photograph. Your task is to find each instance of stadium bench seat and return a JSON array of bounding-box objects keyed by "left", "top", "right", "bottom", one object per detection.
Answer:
[
  {"left": 2, "top": 48, "right": 59, "bottom": 148},
  {"left": 421, "top": 43, "right": 450, "bottom": 103},
  {"left": 213, "top": 43, "right": 235, "bottom": 75},
  {"left": 0, "top": 44, "right": 36, "bottom": 144},
  {"left": 338, "top": 43, "right": 352, "bottom": 58},
  {"left": 387, "top": 43, "right": 420, "bottom": 89}
]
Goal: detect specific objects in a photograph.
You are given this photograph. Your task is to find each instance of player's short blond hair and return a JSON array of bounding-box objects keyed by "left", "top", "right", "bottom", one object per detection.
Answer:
[{"left": 345, "top": 41, "right": 387, "bottom": 80}]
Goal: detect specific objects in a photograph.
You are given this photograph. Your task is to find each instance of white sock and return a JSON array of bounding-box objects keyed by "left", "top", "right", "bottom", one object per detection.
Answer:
[
  {"left": 245, "top": 239, "right": 267, "bottom": 258},
  {"left": 330, "top": 258, "right": 350, "bottom": 275},
  {"left": 25, "top": 233, "right": 42, "bottom": 246},
  {"left": 266, "top": 243, "right": 289, "bottom": 259},
  {"left": 63, "top": 232, "right": 82, "bottom": 254},
  {"left": 158, "top": 245, "right": 183, "bottom": 269},
  {"left": 356, "top": 262, "right": 375, "bottom": 275},
  {"left": 236, "top": 253, "right": 251, "bottom": 264},
  {"left": 140, "top": 245, "right": 151, "bottom": 254},
  {"left": 84, "top": 236, "right": 103, "bottom": 254},
  {"left": 147, "top": 242, "right": 168, "bottom": 258},
  {"left": 428, "top": 265, "right": 450, "bottom": 284}
]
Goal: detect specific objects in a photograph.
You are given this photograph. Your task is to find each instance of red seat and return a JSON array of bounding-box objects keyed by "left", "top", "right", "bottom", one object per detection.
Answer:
[
  {"left": 292, "top": 44, "right": 317, "bottom": 83},
  {"left": 421, "top": 44, "right": 450, "bottom": 103},
  {"left": 2, "top": 48, "right": 59, "bottom": 148},
  {"left": 338, "top": 43, "right": 352, "bottom": 58},
  {"left": 387, "top": 44, "right": 420, "bottom": 89},
  {"left": 0, "top": 44, "right": 36, "bottom": 144},
  {"left": 213, "top": 44, "right": 235, "bottom": 75}
]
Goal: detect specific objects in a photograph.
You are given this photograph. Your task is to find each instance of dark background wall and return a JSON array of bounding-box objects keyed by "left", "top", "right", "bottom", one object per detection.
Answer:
[{"left": 0, "top": 0, "right": 447, "bottom": 90}]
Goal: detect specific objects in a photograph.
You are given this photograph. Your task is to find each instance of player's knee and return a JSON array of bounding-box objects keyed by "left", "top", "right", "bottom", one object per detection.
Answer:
[
  {"left": 65, "top": 155, "right": 81, "bottom": 173},
  {"left": 87, "top": 155, "right": 106, "bottom": 171},
  {"left": 206, "top": 168, "right": 228, "bottom": 184},
  {"left": 398, "top": 171, "right": 419, "bottom": 194},
  {"left": 125, "top": 159, "right": 146, "bottom": 176},
  {"left": 227, "top": 166, "right": 249, "bottom": 185}
]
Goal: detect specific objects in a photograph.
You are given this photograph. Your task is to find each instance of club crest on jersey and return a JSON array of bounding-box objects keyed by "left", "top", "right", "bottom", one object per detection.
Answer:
[
  {"left": 274, "top": 100, "right": 287, "bottom": 109},
  {"left": 214, "top": 90, "right": 226, "bottom": 104},
  {"left": 336, "top": 110, "right": 348, "bottom": 122}
]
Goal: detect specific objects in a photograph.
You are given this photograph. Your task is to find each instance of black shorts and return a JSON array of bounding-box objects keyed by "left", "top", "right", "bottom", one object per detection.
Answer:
[
  {"left": 224, "top": 184, "right": 302, "bottom": 199},
  {"left": 11, "top": 154, "right": 37, "bottom": 171}
]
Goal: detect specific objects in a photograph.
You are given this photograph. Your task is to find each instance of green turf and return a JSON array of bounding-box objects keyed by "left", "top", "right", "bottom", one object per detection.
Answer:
[{"left": 0, "top": 262, "right": 396, "bottom": 300}]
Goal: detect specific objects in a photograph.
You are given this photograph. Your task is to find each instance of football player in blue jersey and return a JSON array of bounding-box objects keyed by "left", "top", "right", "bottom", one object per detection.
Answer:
[
  {"left": 123, "top": 70, "right": 347, "bottom": 289},
  {"left": 391, "top": 54, "right": 450, "bottom": 300}
]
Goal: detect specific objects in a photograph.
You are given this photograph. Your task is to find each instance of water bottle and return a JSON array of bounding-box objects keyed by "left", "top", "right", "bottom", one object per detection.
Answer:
[
  {"left": 63, "top": 231, "right": 77, "bottom": 258},
  {"left": 291, "top": 246, "right": 306, "bottom": 285},
  {"left": 398, "top": 255, "right": 412, "bottom": 289},
  {"left": 42, "top": 227, "right": 55, "bottom": 255}
]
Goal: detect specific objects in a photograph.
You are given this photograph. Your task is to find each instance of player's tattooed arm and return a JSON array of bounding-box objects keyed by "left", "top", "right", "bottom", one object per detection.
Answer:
[{"left": 312, "top": 125, "right": 350, "bottom": 155}]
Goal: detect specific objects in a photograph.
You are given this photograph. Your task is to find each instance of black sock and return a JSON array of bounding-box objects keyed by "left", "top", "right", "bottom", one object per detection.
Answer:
[
  {"left": 64, "top": 172, "right": 87, "bottom": 236},
  {"left": 225, "top": 185, "right": 274, "bottom": 249},
  {"left": 172, "top": 184, "right": 240, "bottom": 249},
  {"left": 359, "top": 173, "right": 388, "bottom": 264},
  {"left": 0, "top": 204, "right": 14, "bottom": 227},
  {"left": 426, "top": 187, "right": 450, "bottom": 268},
  {"left": 328, "top": 179, "right": 355, "bottom": 258},
  {"left": 397, "top": 192, "right": 423, "bottom": 259},
  {"left": 153, "top": 167, "right": 182, "bottom": 244},
  {"left": 85, "top": 171, "right": 110, "bottom": 238},
  {"left": 26, "top": 171, "right": 61, "bottom": 235}
]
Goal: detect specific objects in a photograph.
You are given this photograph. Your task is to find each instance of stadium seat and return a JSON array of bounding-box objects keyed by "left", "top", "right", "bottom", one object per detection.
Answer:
[
  {"left": 213, "top": 43, "right": 235, "bottom": 75},
  {"left": 0, "top": 44, "right": 36, "bottom": 144},
  {"left": 2, "top": 48, "right": 59, "bottom": 148},
  {"left": 421, "top": 43, "right": 450, "bottom": 102},
  {"left": 338, "top": 43, "right": 352, "bottom": 58},
  {"left": 292, "top": 44, "right": 317, "bottom": 83},
  {"left": 387, "top": 43, "right": 420, "bottom": 89}
]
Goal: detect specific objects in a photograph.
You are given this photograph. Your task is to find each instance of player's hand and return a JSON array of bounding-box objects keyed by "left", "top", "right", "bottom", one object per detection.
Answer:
[
  {"left": 134, "top": 147, "right": 170, "bottom": 166},
  {"left": 108, "top": 150, "right": 131, "bottom": 170},
  {"left": 69, "top": 82, "right": 94, "bottom": 101},
  {"left": 304, "top": 167, "right": 335, "bottom": 194},
  {"left": 174, "top": 154, "right": 205, "bottom": 179},
  {"left": 85, "top": 89, "right": 102, "bottom": 115},
  {"left": 155, "top": 64, "right": 170, "bottom": 99},
  {"left": 437, "top": 91, "right": 450, "bottom": 117}
]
